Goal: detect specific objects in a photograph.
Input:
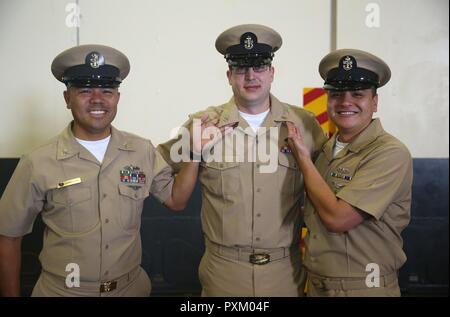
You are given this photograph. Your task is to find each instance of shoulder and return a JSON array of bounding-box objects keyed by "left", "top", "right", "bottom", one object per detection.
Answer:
[
  {"left": 189, "top": 103, "right": 228, "bottom": 121},
  {"left": 376, "top": 132, "right": 411, "bottom": 158},
  {"left": 115, "top": 129, "right": 156, "bottom": 149},
  {"left": 279, "top": 102, "right": 319, "bottom": 124},
  {"left": 24, "top": 135, "right": 59, "bottom": 162},
  {"left": 363, "top": 132, "right": 412, "bottom": 166}
]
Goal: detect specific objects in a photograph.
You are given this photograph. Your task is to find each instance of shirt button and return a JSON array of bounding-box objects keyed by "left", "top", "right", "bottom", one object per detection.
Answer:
[
  {"left": 256, "top": 164, "right": 260, "bottom": 168},
  {"left": 103, "top": 193, "right": 107, "bottom": 199},
  {"left": 256, "top": 188, "right": 261, "bottom": 192},
  {"left": 256, "top": 213, "right": 261, "bottom": 217},
  {"left": 134, "top": 193, "right": 138, "bottom": 198},
  {"left": 255, "top": 237, "right": 260, "bottom": 241},
  {"left": 105, "top": 244, "right": 109, "bottom": 250},
  {"left": 105, "top": 218, "right": 109, "bottom": 224},
  {"left": 104, "top": 271, "right": 109, "bottom": 276}
]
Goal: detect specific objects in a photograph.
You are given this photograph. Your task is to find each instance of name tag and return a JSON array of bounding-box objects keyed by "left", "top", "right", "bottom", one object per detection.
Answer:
[{"left": 56, "top": 177, "right": 82, "bottom": 189}]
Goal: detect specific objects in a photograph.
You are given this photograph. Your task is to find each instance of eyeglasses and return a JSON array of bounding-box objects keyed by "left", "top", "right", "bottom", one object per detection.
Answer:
[{"left": 230, "top": 64, "right": 271, "bottom": 75}]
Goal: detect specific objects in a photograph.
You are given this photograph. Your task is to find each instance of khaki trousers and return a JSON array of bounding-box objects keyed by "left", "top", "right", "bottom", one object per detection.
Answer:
[{"left": 199, "top": 241, "right": 305, "bottom": 297}]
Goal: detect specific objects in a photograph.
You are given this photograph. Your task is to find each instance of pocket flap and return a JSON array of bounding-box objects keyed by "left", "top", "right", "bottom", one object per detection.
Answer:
[
  {"left": 118, "top": 184, "right": 149, "bottom": 200},
  {"left": 278, "top": 153, "right": 298, "bottom": 170}
]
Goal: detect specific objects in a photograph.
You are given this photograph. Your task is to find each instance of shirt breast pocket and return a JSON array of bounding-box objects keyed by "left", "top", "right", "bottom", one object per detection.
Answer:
[
  {"left": 46, "top": 185, "right": 96, "bottom": 234},
  {"left": 277, "top": 153, "right": 300, "bottom": 197},
  {"left": 118, "top": 184, "right": 149, "bottom": 232},
  {"left": 199, "top": 160, "right": 241, "bottom": 199}
]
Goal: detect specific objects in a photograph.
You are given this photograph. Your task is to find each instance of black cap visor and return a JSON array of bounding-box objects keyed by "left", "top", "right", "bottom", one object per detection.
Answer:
[
  {"left": 63, "top": 64, "right": 122, "bottom": 88},
  {"left": 324, "top": 67, "right": 379, "bottom": 91},
  {"left": 226, "top": 53, "right": 273, "bottom": 68}
]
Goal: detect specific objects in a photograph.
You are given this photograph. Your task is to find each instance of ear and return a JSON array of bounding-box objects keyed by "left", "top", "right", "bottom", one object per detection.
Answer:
[
  {"left": 269, "top": 66, "right": 275, "bottom": 83},
  {"left": 63, "top": 90, "right": 71, "bottom": 109},
  {"left": 372, "top": 94, "right": 378, "bottom": 112},
  {"left": 226, "top": 70, "right": 232, "bottom": 85}
]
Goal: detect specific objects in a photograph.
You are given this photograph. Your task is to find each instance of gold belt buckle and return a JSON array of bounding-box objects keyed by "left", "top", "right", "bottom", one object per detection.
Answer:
[
  {"left": 249, "top": 253, "right": 270, "bottom": 265},
  {"left": 100, "top": 280, "right": 117, "bottom": 293}
]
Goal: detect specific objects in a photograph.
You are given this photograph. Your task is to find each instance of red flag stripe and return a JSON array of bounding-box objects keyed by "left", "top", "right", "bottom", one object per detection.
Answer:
[
  {"left": 303, "top": 88, "right": 326, "bottom": 106},
  {"left": 316, "top": 111, "right": 329, "bottom": 125}
]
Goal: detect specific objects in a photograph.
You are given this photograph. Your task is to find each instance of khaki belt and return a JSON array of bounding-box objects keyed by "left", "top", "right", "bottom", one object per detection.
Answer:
[
  {"left": 308, "top": 271, "right": 398, "bottom": 291},
  {"left": 205, "top": 238, "right": 294, "bottom": 265},
  {"left": 44, "top": 266, "right": 141, "bottom": 293}
]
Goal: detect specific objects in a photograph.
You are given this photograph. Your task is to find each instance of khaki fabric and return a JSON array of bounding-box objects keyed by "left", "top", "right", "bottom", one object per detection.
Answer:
[
  {"left": 303, "top": 119, "right": 413, "bottom": 296},
  {"left": 0, "top": 123, "right": 174, "bottom": 295},
  {"left": 31, "top": 266, "right": 151, "bottom": 297},
  {"left": 306, "top": 271, "right": 400, "bottom": 297},
  {"left": 158, "top": 94, "right": 327, "bottom": 296},
  {"left": 199, "top": 242, "right": 303, "bottom": 297}
]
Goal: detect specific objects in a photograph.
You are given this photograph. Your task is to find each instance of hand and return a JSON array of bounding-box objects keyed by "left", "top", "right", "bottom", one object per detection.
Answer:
[
  {"left": 190, "top": 114, "right": 235, "bottom": 155},
  {"left": 286, "top": 121, "right": 311, "bottom": 163}
]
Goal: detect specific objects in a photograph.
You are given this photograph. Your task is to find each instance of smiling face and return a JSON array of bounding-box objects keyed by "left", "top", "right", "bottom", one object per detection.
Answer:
[
  {"left": 64, "top": 87, "right": 120, "bottom": 140},
  {"left": 226, "top": 65, "right": 274, "bottom": 114},
  {"left": 327, "top": 88, "right": 378, "bottom": 142}
]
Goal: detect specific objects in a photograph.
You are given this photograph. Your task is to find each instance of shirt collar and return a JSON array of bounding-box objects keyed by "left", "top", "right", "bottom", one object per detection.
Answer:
[
  {"left": 217, "top": 94, "right": 291, "bottom": 129},
  {"left": 56, "top": 122, "right": 135, "bottom": 161},
  {"left": 322, "top": 118, "right": 385, "bottom": 161}
]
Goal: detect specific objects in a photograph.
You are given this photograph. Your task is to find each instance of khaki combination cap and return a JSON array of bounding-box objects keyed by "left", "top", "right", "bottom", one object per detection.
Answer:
[
  {"left": 319, "top": 48, "right": 391, "bottom": 91},
  {"left": 51, "top": 44, "right": 130, "bottom": 88},
  {"left": 215, "top": 24, "right": 282, "bottom": 67}
]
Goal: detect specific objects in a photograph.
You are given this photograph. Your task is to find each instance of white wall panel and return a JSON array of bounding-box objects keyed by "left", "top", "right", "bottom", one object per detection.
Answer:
[{"left": 337, "top": 0, "right": 449, "bottom": 157}]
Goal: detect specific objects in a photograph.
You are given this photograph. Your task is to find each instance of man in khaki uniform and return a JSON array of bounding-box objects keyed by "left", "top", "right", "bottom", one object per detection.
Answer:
[
  {"left": 158, "top": 24, "right": 326, "bottom": 296},
  {"left": 0, "top": 44, "right": 200, "bottom": 296},
  {"left": 286, "top": 49, "right": 413, "bottom": 296}
]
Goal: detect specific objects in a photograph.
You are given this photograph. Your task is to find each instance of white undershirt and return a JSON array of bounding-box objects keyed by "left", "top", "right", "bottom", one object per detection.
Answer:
[
  {"left": 238, "top": 109, "right": 270, "bottom": 132},
  {"left": 76, "top": 135, "right": 111, "bottom": 163},
  {"left": 333, "top": 136, "right": 349, "bottom": 158}
]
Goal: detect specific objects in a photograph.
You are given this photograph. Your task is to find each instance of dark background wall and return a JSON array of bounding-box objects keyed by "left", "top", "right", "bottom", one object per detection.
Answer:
[{"left": 0, "top": 158, "right": 448, "bottom": 296}]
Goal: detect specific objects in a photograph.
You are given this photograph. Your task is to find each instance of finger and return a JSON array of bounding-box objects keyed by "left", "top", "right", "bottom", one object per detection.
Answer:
[
  {"left": 202, "top": 119, "right": 219, "bottom": 129},
  {"left": 206, "top": 118, "right": 219, "bottom": 125},
  {"left": 200, "top": 114, "right": 209, "bottom": 123},
  {"left": 294, "top": 126, "right": 303, "bottom": 140},
  {"left": 220, "top": 126, "right": 234, "bottom": 137}
]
